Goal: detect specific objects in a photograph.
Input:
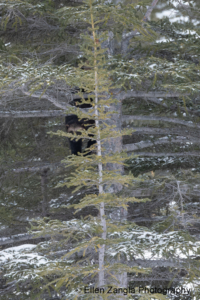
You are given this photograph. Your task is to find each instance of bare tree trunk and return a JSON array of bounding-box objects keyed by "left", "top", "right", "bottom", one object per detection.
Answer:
[
  {"left": 104, "top": 97, "right": 126, "bottom": 220},
  {"left": 104, "top": 96, "right": 127, "bottom": 296},
  {"left": 90, "top": 7, "right": 106, "bottom": 287}
]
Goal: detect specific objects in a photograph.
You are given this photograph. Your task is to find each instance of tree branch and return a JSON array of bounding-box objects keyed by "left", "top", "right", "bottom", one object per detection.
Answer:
[
  {"left": 143, "top": 0, "right": 160, "bottom": 21},
  {"left": 122, "top": 0, "right": 160, "bottom": 40},
  {"left": 21, "top": 90, "right": 70, "bottom": 110},
  {"left": 115, "top": 90, "right": 187, "bottom": 100},
  {"left": 124, "top": 127, "right": 200, "bottom": 141},
  {"left": 126, "top": 151, "right": 200, "bottom": 157},
  {"left": 0, "top": 110, "right": 64, "bottom": 118},
  {"left": 123, "top": 137, "right": 197, "bottom": 152},
  {"left": 124, "top": 126, "right": 187, "bottom": 135},
  {"left": 0, "top": 233, "right": 50, "bottom": 247},
  {"left": 122, "top": 115, "right": 200, "bottom": 129},
  {"left": 145, "top": 97, "right": 168, "bottom": 108}
]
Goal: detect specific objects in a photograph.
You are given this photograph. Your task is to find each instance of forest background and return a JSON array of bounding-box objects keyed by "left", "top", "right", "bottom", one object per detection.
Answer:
[{"left": 0, "top": 0, "right": 200, "bottom": 299}]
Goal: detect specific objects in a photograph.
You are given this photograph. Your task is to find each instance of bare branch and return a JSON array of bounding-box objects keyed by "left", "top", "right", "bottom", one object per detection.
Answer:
[
  {"left": 126, "top": 151, "right": 200, "bottom": 157},
  {"left": 144, "top": 0, "right": 160, "bottom": 21},
  {"left": 11, "top": 166, "right": 51, "bottom": 174},
  {"left": 21, "top": 90, "right": 70, "bottom": 110},
  {"left": 123, "top": 137, "right": 197, "bottom": 152},
  {"left": 0, "top": 163, "right": 65, "bottom": 179},
  {"left": 122, "top": 115, "right": 200, "bottom": 129},
  {"left": 115, "top": 90, "right": 187, "bottom": 100},
  {"left": 123, "top": 127, "right": 197, "bottom": 137},
  {"left": 146, "top": 97, "right": 168, "bottom": 108},
  {"left": 0, "top": 110, "right": 64, "bottom": 118},
  {"left": 0, "top": 233, "right": 50, "bottom": 247},
  {"left": 122, "top": 0, "right": 160, "bottom": 40}
]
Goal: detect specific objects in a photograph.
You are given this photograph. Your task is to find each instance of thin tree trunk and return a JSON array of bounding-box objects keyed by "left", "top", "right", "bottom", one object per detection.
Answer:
[
  {"left": 104, "top": 96, "right": 128, "bottom": 296},
  {"left": 90, "top": 3, "right": 106, "bottom": 287},
  {"left": 41, "top": 170, "right": 48, "bottom": 217}
]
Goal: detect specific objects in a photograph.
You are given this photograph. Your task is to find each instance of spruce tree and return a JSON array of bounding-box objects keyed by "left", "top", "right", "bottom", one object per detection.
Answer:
[{"left": 27, "top": 0, "right": 151, "bottom": 297}]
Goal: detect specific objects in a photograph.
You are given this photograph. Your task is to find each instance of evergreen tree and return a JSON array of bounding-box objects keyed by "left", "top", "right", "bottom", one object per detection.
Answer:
[{"left": 26, "top": 1, "right": 151, "bottom": 297}]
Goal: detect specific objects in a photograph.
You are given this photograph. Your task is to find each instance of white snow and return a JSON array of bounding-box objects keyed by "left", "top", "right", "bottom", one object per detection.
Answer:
[{"left": 0, "top": 244, "right": 48, "bottom": 266}]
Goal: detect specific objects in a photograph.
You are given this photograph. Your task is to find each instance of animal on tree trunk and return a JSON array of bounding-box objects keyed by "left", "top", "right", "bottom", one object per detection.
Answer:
[{"left": 65, "top": 114, "right": 96, "bottom": 156}]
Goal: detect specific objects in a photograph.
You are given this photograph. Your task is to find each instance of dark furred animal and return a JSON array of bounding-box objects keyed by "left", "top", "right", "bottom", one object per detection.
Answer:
[
  {"left": 70, "top": 96, "right": 93, "bottom": 109},
  {"left": 65, "top": 114, "right": 95, "bottom": 156}
]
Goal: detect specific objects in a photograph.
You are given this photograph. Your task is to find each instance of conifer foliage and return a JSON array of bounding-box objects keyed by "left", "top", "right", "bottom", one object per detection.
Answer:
[{"left": 27, "top": 0, "right": 151, "bottom": 297}]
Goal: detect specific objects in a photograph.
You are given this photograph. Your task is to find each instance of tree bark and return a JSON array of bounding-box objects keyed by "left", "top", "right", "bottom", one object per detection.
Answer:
[
  {"left": 104, "top": 94, "right": 127, "bottom": 295},
  {"left": 41, "top": 170, "right": 49, "bottom": 217}
]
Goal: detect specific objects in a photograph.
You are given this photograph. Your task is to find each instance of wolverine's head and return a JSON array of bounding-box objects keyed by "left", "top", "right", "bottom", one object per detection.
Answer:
[{"left": 66, "top": 123, "right": 83, "bottom": 134}]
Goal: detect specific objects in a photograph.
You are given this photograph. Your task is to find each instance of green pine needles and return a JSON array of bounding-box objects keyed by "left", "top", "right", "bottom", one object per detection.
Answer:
[{"left": 29, "top": 0, "right": 150, "bottom": 298}]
